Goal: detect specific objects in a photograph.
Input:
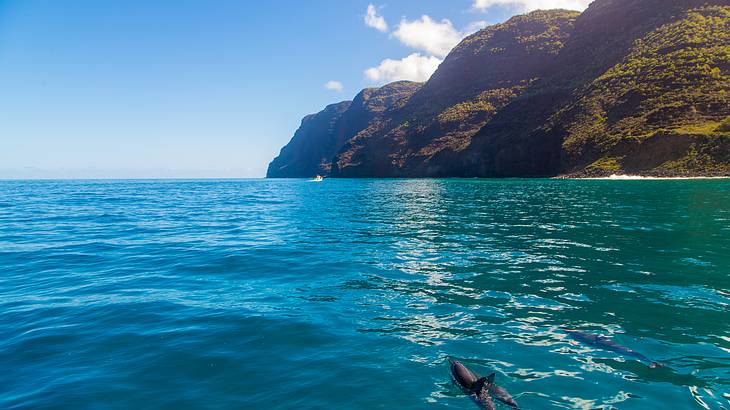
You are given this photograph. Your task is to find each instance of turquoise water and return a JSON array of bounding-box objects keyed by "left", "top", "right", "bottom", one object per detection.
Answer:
[{"left": 1, "top": 179, "right": 729, "bottom": 409}]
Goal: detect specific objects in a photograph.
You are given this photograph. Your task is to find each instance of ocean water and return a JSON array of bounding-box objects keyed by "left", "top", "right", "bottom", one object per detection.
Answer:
[{"left": 1, "top": 179, "right": 729, "bottom": 409}]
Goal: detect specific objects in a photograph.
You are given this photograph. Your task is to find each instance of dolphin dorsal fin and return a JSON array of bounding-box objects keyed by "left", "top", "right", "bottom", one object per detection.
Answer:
[
  {"left": 472, "top": 377, "right": 488, "bottom": 393},
  {"left": 473, "top": 373, "right": 497, "bottom": 393}
]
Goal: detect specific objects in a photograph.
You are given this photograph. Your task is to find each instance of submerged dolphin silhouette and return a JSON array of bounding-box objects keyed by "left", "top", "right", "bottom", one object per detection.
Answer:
[
  {"left": 566, "top": 329, "right": 660, "bottom": 368},
  {"left": 449, "top": 359, "right": 520, "bottom": 409}
]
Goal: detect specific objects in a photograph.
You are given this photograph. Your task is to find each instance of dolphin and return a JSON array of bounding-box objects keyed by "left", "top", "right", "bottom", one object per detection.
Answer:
[
  {"left": 487, "top": 382, "right": 520, "bottom": 409},
  {"left": 565, "top": 329, "right": 660, "bottom": 368},
  {"left": 449, "top": 359, "right": 520, "bottom": 409}
]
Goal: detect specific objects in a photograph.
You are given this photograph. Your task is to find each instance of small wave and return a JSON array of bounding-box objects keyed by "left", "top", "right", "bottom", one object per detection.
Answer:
[{"left": 582, "top": 174, "right": 730, "bottom": 180}]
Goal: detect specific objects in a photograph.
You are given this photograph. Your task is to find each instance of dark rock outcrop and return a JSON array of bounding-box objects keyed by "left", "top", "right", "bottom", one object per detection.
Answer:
[
  {"left": 267, "top": 81, "right": 421, "bottom": 178},
  {"left": 267, "top": 101, "right": 351, "bottom": 178}
]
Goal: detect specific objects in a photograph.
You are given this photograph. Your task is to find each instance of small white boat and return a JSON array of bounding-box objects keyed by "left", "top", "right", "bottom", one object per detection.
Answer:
[{"left": 312, "top": 175, "right": 324, "bottom": 182}]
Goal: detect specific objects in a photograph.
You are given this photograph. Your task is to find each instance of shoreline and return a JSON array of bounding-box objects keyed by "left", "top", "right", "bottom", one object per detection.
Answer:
[{"left": 561, "top": 174, "right": 730, "bottom": 180}]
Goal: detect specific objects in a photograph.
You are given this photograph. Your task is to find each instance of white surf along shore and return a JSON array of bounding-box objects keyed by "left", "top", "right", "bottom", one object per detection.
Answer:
[{"left": 580, "top": 174, "right": 730, "bottom": 180}]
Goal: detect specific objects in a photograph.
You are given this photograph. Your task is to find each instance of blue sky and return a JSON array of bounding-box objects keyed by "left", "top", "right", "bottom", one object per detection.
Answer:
[{"left": 0, "top": 0, "right": 590, "bottom": 178}]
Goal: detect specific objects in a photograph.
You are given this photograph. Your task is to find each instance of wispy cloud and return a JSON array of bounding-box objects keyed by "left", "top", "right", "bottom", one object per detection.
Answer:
[
  {"left": 364, "top": 4, "right": 388, "bottom": 32},
  {"left": 472, "top": 0, "right": 591, "bottom": 12},
  {"left": 364, "top": 53, "right": 442, "bottom": 84},
  {"left": 324, "top": 80, "right": 344, "bottom": 92}
]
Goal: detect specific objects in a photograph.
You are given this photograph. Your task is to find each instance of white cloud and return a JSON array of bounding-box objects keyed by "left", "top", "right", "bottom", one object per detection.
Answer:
[
  {"left": 392, "top": 16, "right": 463, "bottom": 58},
  {"left": 472, "top": 0, "right": 592, "bottom": 12},
  {"left": 362, "top": 13, "right": 489, "bottom": 85},
  {"left": 364, "top": 4, "right": 388, "bottom": 32},
  {"left": 364, "top": 53, "right": 442, "bottom": 84},
  {"left": 324, "top": 80, "right": 344, "bottom": 92}
]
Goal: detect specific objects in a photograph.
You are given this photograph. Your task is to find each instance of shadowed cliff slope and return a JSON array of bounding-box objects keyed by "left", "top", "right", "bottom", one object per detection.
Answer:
[
  {"left": 332, "top": 9, "right": 580, "bottom": 177},
  {"left": 267, "top": 81, "right": 421, "bottom": 178}
]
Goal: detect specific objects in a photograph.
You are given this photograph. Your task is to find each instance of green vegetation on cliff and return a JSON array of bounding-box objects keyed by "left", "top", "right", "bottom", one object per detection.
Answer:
[{"left": 555, "top": 5, "right": 730, "bottom": 176}]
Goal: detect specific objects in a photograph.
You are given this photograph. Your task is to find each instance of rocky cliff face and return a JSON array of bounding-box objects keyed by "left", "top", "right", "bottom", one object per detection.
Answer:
[
  {"left": 462, "top": 0, "right": 730, "bottom": 177},
  {"left": 267, "top": 81, "right": 421, "bottom": 178},
  {"left": 332, "top": 9, "right": 580, "bottom": 177},
  {"left": 269, "top": 0, "right": 730, "bottom": 178},
  {"left": 267, "top": 101, "right": 351, "bottom": 178},
  {"left": 553, "top": 2, "right": 730, "bottom": 176}
]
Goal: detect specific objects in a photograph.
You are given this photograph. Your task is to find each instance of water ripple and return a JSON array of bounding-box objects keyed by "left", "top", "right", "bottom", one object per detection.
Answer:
[{"left": 1, "top": 179, "right": 729, "bottom": 409}]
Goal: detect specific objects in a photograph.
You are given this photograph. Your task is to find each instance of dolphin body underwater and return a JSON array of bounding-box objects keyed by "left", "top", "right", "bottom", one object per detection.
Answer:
[
  {"left": 449, "top": 359, "right": 520, "bottom": 410},
  {"left": 566, "top": 330, "right": 660, "bottom": 368}
]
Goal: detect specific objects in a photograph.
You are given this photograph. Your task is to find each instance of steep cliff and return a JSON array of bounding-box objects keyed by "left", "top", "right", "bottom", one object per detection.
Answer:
[
  {"left": 267, "top": 101, "right": 351, "bottom": 178},
  {"left": 462, "top": 0, "right": 730, "bottom": 177},
  {"left": 554, "top": 3, "right": 730, "bottom": 176},
  {"left": 332, "top": 9, "right": 580, "bottom": 177},
  {"left": 267, "top": 81, "right": 421, "bottom": 178}
]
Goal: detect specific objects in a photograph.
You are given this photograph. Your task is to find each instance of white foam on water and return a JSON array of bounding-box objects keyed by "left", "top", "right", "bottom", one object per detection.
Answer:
[{"left": 578, "top": 174, "right": 730, "bottom": 180}]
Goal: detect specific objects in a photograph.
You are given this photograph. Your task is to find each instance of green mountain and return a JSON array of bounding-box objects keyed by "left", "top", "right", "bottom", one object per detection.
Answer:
[{"left": 268, "top": 0, "right": 730, "bottom": 178}]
